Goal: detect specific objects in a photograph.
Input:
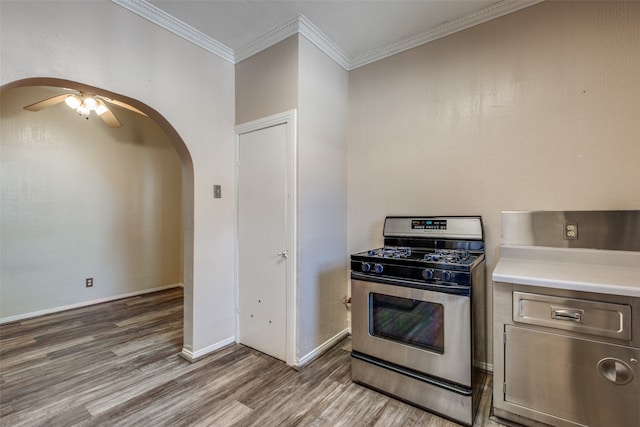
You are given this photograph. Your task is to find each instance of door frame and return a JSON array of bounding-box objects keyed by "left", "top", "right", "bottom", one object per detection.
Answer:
[{"left": 234, "top": 109, "right": 297, "bottom": 367}]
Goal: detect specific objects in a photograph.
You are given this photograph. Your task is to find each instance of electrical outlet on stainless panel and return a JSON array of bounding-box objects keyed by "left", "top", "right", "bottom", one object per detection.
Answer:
[
  {"left": 502, "top": 211, "right": 640, "bottom": 251},
  {"left": 563, "top": 222, "right": 578, "bottom": 240}
]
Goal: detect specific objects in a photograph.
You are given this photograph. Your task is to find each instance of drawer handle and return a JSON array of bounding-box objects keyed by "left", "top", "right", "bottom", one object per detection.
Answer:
[{"left": 550, "top": 306, "right": 584, "bottom": 323}]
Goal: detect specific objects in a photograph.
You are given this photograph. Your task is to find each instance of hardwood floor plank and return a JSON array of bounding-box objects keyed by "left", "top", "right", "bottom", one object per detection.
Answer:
[
  {"left": 308, "top": 382, "right": 389, "bottom": 426},
  {"left": 0, "top": 335, "right": 96, "bottom": 369},
  {"left": 0, "top": 288, "right": 504, "bottom": 427},
  {"left": 193, "top": 399, "right": 253, "bottom": 426}
]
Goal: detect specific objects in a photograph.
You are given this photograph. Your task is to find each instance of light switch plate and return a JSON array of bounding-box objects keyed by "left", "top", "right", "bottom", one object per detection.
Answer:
[{"left": 213, "top": 185, "right": 221, "bottom": 198}]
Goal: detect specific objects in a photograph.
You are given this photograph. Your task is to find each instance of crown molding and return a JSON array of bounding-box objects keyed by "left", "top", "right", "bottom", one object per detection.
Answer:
[
  {"left": 297, "top": 15, "right": 352, "bottom": 70},
  {"left": 112, "top": 0, "right": 542, "bottom": 70},
  {"left": 349, "top": 0, "right": 544, "bottom": 69},
  {"left": 110, "top": 0, "right": 234, "bottom": 63},
  {"left": 233, "top": 14, "right": 352, "bottom": 69},
  {"left": 233, "top": 15, "right": 300, "bottom": 64}
]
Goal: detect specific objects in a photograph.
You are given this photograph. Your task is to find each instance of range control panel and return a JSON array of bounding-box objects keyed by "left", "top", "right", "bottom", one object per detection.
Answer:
[
  {"left": 384, "top": 216, "right": 483, "bottom": 240},
  {"left": 412, "top": 219, "right": 447, "bottom": 230}
]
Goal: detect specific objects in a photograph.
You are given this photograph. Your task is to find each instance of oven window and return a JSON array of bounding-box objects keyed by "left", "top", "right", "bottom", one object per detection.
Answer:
[{"left": 369, "top": 293, "right": 444, "bottom": 353}]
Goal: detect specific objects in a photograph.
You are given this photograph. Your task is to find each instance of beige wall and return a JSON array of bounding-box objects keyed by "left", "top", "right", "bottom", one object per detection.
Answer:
[
  {"left": 347, "top": 1, "right": 640, "bottom": 366},
  {"left": 235, "top": 34, "right": 349, "bottom": 361},
  {"left": 4, "top": 0, "right": 638, "bottom": 365},
  {"left": 1, "top": 1, "right": 236, "bottom": 356},
  {"left": 235, "top": 36, "right": 299, "bottom": 125},
  {"left": 0, "top": 86, "right": 182, "bottom": 320},
  {"left": 298, "top": 35, "right": 349, "bottom": 357}
]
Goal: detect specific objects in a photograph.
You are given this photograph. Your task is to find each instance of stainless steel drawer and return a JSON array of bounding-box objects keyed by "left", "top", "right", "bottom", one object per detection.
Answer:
[
  {"left": 513, "top": 291, "right": 631, "bottom": 340},
  {"left": 505, "top": 325, "right": 639, "bottom": 427}
]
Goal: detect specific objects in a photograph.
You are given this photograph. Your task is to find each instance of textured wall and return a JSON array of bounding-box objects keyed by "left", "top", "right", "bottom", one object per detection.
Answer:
[
  {"left": 1, "top": 86, "right": 182, "bottom": 319},
  {"left": 298, "top": 35, "right": 350, "bottom": 358},
  {"left": 235, "top": 34, "right": 349, "bottom": 363},
  {"left": 347, "top": 1, "right": 640, "bottom": 366},
  {"left": 235, "top": 36, "right": 299, "bottom": 125},
  {"left": 1, "top": 1, "right": 236, "bottom": 355}
]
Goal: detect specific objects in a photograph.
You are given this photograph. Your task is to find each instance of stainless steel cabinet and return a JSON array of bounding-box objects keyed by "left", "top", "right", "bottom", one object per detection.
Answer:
[
  {"left": 504, "top": 325, "right": 639, "bottom": 427},
  {"left": 493, "top": 282, "right": 640, "bottom": 427}
]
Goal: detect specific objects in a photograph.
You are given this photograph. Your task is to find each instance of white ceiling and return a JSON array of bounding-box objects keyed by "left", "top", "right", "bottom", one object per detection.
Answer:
[{"left": 113, "top": 0, "right": 542, "bottom": 69}]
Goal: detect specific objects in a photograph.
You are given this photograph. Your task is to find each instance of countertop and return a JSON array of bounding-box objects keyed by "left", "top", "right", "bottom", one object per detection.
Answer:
[{"left": 492, "top": 245, "right": 640, "bottom": 297}]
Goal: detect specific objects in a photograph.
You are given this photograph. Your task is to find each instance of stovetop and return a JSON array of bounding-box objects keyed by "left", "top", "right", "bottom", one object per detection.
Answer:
[
  {"left": 351, "top": 246, "right": 484, "bottom": 271},
  {"left": 360, "top": 247, "right": 478, "bottom": 266},
  {"left": 351, "top": 216, "right": 486, "bottom": 286}
]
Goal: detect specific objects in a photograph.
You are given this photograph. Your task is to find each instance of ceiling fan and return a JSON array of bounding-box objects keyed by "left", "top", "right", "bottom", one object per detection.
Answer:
[{"left": 23, "top": 90, "right": 147, "bottom": 128}]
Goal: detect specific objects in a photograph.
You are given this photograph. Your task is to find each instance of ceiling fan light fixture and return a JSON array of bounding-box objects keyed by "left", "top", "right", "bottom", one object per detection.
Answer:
[
  {"left": 94, "top": 101, "right": 109, "bottom": 116},
  {"left": 64, "top": 94, "right": 82, "bottom": 109},
  {"left": 82, "top": 96, "right": 98, "bottom": 110},
  {"left": 24, "top": 89, "right": 141, "bottom": 128},
  {"left": 76, "top": 105, "right": 91, "bottom": 116}
]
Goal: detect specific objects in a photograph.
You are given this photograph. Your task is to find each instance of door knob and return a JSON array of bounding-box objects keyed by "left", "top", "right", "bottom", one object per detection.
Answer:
[{"left": 276, "top": 250, "right": 288, "bottom": 259}]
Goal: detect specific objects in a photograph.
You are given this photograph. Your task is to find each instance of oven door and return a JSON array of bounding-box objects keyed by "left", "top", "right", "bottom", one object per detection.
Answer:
[{"left": 351, "top": 276, "right": 471, "bottom": 387}]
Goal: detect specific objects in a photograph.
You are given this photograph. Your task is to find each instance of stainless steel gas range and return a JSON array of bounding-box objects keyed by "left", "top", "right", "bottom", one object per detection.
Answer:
[{"left": 350, "top": 216, "right": 486, "bottom": 426}]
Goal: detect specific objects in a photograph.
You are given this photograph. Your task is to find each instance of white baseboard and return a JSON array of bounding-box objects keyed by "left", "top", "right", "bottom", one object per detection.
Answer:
[
  {"left": 180, "top": 336, "right": 236, "bottom": 363},
  {"left": 0, "top": 283, "right": 184, "bottom": 325},
  {"left": 297, "top": 328, "right": 351, "bottom": 368}
]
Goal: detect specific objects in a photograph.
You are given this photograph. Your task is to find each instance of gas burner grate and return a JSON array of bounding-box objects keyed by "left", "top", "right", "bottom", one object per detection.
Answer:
[
  {"left": 424, "top": 249, "right": 472, "bottom": 264},
  {"left": 367, "top": 246, "right": 412, "bottom": 258}
]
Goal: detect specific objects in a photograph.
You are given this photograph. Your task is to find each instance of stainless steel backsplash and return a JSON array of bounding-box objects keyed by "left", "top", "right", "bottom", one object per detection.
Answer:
[{"left": 501, "top": 210, "right": 640, "bottom": 251}]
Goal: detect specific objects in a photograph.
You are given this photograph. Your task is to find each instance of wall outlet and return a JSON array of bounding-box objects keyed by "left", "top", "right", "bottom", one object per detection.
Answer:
[
  {"left": 86, "top": 277, "right": 93, "bottom": 287},
  {"left": 563, "top": 222, "right": 578, "bottom": 240}
]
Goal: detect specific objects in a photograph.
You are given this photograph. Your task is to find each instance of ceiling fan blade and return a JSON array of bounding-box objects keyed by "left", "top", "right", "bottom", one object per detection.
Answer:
[
  {"left": 101, "top": 97, "right": 147, "bottom": 117},
  {"left": 23, "top": 94, "right": 69, "bottom": 111},
  {"left": 97, "top": 104, "right": 122, "bottom": 128}
]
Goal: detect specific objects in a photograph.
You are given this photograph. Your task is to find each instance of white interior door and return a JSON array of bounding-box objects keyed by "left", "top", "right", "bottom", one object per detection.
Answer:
[{"left": 237, "top": 123, "right": 288, "bottom": 361}]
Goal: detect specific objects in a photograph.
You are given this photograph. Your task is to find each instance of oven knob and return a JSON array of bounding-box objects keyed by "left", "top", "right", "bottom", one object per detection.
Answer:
[
  {"left": 361, "top": 262, "right": 371, "bottom": 272},
  {"left": 443, "top": 271, "right": 453, "bottom": 282},
  {"left": 422, "top": 269, "right": 434, "bottom": 280},
  {"left": 374, "top": 263, "right": 384, "bottom": 274}
]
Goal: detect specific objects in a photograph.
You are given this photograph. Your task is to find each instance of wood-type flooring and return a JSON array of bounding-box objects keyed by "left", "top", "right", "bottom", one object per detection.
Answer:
[{"left": 0, "top": 288, "right": 505, "bottom": 427}]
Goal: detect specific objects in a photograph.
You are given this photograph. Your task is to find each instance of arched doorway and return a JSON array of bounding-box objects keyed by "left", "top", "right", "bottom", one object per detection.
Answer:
[{"left": 0, "top": 78, "right": 194, "bottom": 352}]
